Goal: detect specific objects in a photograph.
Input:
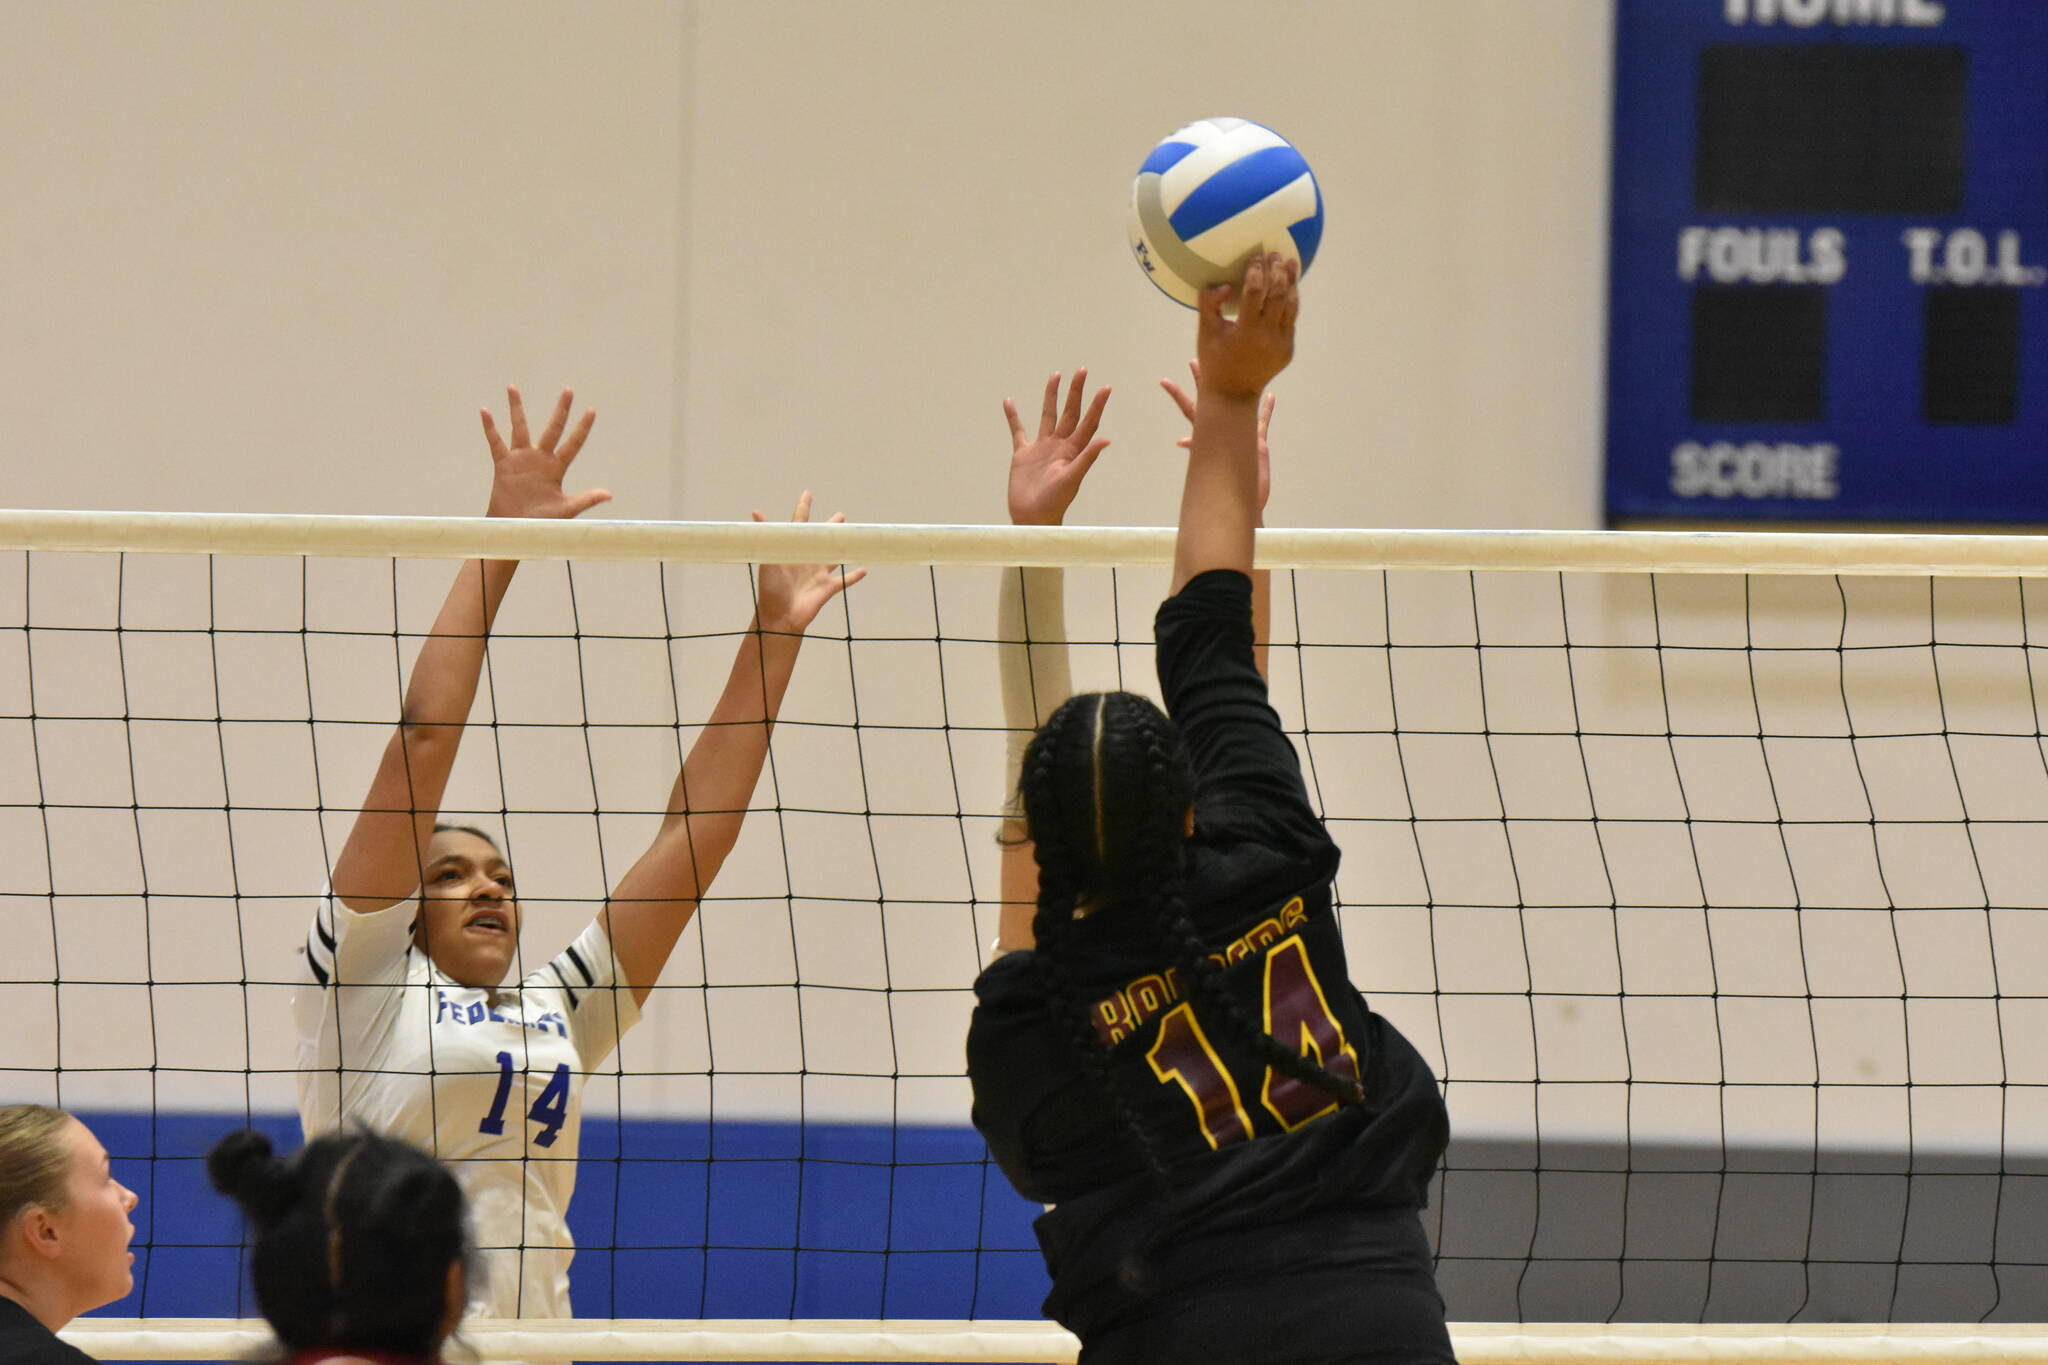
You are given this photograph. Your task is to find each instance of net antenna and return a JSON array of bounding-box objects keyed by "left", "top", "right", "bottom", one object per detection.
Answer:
[{"left": 5, "top": 512, "right": 2048, "bottom": 1352}]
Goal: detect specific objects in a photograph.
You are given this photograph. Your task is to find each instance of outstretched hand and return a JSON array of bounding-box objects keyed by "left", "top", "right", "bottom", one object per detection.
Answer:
[
  {"left": 1195, "top": 252, "right": 1299, "bottom": 402},
  {"left": 481, "top": 387, "right": 612, "bottom": 520},
  {"left": 1162, "top": 360, "right": 1273, "bottom": 511},
  {"left": 753, "top": 492, "right": 867, "bottom": 635},
  {"left": 1003, "top": 369, "right": 1111, "bottom": 526}
]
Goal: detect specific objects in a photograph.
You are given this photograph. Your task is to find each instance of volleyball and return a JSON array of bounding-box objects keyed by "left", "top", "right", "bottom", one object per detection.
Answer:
[{"left": 1127, "top": 117, "right": 1323, "bottom": 309}]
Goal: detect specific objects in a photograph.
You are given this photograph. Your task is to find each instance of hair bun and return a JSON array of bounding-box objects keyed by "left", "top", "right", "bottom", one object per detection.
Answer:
[
  {"left": 374, "top": 1163, "right": 462, "bottom": 1235},
  {"left": 207, "top": 1129, "right": 291, "bottom": 1215}
]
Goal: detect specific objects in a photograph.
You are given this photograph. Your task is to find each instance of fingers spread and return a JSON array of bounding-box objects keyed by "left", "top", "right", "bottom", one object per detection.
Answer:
[
  {"left": 790, "top": 490, "right": 814, "bottom": 523},
  {"left": 481, "top": 410, "right": 509, "bottom": 462},
  {"left": 1038, "top": 373, "right": 1060, "bottom": 439},
  {"left": 1003, "top": 398, "right": 1027, "bottom": 451},
  {"left": 827, "top": 511, "right": 847, "bottom": 523},
  {"left": 1239, "top": 252, "right": 1270, "bottom": 320},
  {"left": 507, "top": 386, "right": 530, "bottom": 450},
  {"left": 1071, "top": 439, "right": 1109, "bottom": 481},
  {"left": 1074, "top": 384, "right": 1110, "bottom": 445},
  {"left": 1159, "top": 378, "right": 1195, "bottom": 424},
  {"left": 1276, "top": 257, "right": 1301, "bottom": 329},
  {"left": 539, "top": 389, "right": 573, "bottom": 452},
  {"left": 558, "top": 409, "right": 597, "bottom": 464},
  {"left": 564, "top": 489, "right": 612, "bottom": 518},
  {"left": 1057, "top": 368, "right": 1088, "bottom": 436}
]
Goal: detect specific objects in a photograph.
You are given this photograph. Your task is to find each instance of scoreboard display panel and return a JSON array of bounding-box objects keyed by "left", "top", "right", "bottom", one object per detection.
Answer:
[{"left": 1607, "top": 0, "right": 2048, "bottom": 524}]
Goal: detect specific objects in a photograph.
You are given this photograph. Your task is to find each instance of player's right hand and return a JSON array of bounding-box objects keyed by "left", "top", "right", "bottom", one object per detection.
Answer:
[
  {"left": 1195, "top": 252, "right": 1299, "bottom": 402},
  {"left": 481, "top": 385, "right": 612, "bottom": 520},
  {"left": 1003, "top": 369, "right": 1112, "bottom": 527}
]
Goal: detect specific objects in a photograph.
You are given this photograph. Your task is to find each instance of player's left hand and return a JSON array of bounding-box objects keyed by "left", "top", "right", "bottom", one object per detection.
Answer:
[
  {"left": 1004, "top": 369, "right": 1112, "bottom": 526},
  {"left": 1162, "top": 360, "right": 1273, "bottom": 512},
  {"left": 753, "top": 491, "right": 866, "bottom": 634}
]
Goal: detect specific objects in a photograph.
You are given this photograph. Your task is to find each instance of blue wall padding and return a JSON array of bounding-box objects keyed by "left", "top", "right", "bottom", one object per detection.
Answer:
[{"left": 79, "top": 1110, "right": 1051, "bottom": 1324}]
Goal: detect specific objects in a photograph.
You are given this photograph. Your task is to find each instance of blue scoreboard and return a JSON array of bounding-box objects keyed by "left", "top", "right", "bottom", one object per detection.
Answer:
[{"left": 1607, "top": 0, "right": 2048, "bottom": 524}]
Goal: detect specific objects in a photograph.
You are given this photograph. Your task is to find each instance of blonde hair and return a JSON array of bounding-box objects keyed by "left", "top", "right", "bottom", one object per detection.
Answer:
[{"left": 0, "top": 1105, "right": 74, "bottom": 1229}]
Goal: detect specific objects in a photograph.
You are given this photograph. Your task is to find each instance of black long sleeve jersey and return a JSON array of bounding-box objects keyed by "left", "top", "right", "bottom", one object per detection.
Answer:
[{"left": 968, "top": 570, "right": 1455, "bottom": 1364}]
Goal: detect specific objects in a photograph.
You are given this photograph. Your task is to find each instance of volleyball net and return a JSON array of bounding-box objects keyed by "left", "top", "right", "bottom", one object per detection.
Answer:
[{"left": 7, "top": 512, "right": 2048, "bottom": 1359}]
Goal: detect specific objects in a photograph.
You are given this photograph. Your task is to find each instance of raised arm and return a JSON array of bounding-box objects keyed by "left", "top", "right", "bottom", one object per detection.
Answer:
[
  {"left": 1162, "top": 362, "right": 1277, "bottom": 678},
  {"left": 995, "top": 370, "right": 1110, "bottom": 955},
  {"left": 602, "top": 494, "right": 863, "bottom": 1004},
  {"left": 330, "top": 388, "right": 608, "bottom": 911},
  {"left": 1171, "top": 253, "right": 1298, "bottom": 594}
]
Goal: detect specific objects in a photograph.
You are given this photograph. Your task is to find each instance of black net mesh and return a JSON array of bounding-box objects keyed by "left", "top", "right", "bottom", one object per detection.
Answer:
[{"left": 4, "top": 547, "right": 2046, "bottom": 1322}]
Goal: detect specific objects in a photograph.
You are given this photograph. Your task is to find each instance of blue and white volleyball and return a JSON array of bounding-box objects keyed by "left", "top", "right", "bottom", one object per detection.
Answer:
[{"left": 1128, "top": 117, "right": 1323, "bottom": 309}]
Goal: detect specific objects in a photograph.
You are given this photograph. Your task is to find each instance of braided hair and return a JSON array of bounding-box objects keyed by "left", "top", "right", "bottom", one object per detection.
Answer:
[
  {"left": 208, "top": 1129, "right": 470, "bottom": 1360},
  {"left": 1018, "top": 690, "right": 1362, "bottom": 1178},
  {"left": 1022, "top": 696, "right": 1172, "bottom": 1180}
]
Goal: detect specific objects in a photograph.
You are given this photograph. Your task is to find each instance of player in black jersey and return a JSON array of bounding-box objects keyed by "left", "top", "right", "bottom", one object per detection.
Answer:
[{"left": 967, "top": 254, "right": 1455, "bottom": 1365}]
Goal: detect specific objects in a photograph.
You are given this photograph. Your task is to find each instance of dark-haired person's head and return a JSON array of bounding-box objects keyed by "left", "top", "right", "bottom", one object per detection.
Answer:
[
  {"left": 1018, "top": 689, "right": 1362, "bottom": 1181},
  {"left": 413, "top": 822, "right": 520, "bottom": 991},
  {"left": 1018, "top": 691, "right": 1194, "bottom": 927},
  {"left": 0, "top": 1104, "right": 138, "bottom": 1331},
  {"left": 208, "top": 1129, "right": 469, "bottom": 1361}
]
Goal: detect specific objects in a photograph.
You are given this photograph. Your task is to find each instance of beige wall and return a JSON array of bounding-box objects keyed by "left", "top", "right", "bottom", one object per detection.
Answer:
[
  {"left": 43, "top": 0, "right": 1966, "bottom": 1151},
  {"left": 3, "top": 0, "right": 1610, "bottom": 530},
  {"left": 1, "top": 3, "right": 2034, "bottom": 1162},
  {"left": 679, "top": 1, "right": 1611, "bottom": 531},
  {"left": 2, "top": 0, "right": 686, "bottom": 517}
]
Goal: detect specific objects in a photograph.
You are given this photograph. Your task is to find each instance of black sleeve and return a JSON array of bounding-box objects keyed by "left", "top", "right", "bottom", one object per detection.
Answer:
[
  {"left": 968, "top": 953, "right": 1054, "bottom": 1202},
  {"left": 969, "top": 952, "right": 1148, "bottom": 1206},
  {"left": 0, "top": 1313, "right": 97, "bottom": 1365},
  {"left": 1155, "top": 569, "right": 1334, "bottom": 864}
]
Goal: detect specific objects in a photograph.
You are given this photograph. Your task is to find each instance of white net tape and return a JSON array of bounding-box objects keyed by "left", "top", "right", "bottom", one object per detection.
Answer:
[
  {"left": 5, "top": 508, "right": 2048, "bottom": 575},
  {"left": 58, "top": 1319, "right": 2048, "bottom": 1363}
]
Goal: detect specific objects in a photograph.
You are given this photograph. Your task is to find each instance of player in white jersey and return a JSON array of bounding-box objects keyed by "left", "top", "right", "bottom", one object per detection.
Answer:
[{"left": 292, "top": 386, "right": 862, "bottom": 1319}]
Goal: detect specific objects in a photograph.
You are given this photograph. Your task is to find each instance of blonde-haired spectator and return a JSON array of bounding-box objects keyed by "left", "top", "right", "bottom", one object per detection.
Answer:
[{"left": 0, "top": 1105, "right": 139, "bottom": 1364}]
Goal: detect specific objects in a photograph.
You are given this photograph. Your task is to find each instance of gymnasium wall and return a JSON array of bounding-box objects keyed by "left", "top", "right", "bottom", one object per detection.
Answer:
[
  {"left": 0, "top": 0, "right": 1621, "bottom": 1116},
  {"left": 10, "top": 0, "right": 2040, "bottom": 1328},
  {"left": 0, "top": 0, "right": 1610, "bottom": 529}
]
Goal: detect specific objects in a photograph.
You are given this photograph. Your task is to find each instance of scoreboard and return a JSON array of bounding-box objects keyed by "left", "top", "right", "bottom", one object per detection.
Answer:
[{"left": 1606, "top": 0, "right": 2048, "bottom": 524}]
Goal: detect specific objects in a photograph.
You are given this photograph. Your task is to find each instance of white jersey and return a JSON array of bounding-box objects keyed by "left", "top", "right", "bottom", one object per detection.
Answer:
[{"left": 292, "top": 888, "right": 639, "bottom": 1318}]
